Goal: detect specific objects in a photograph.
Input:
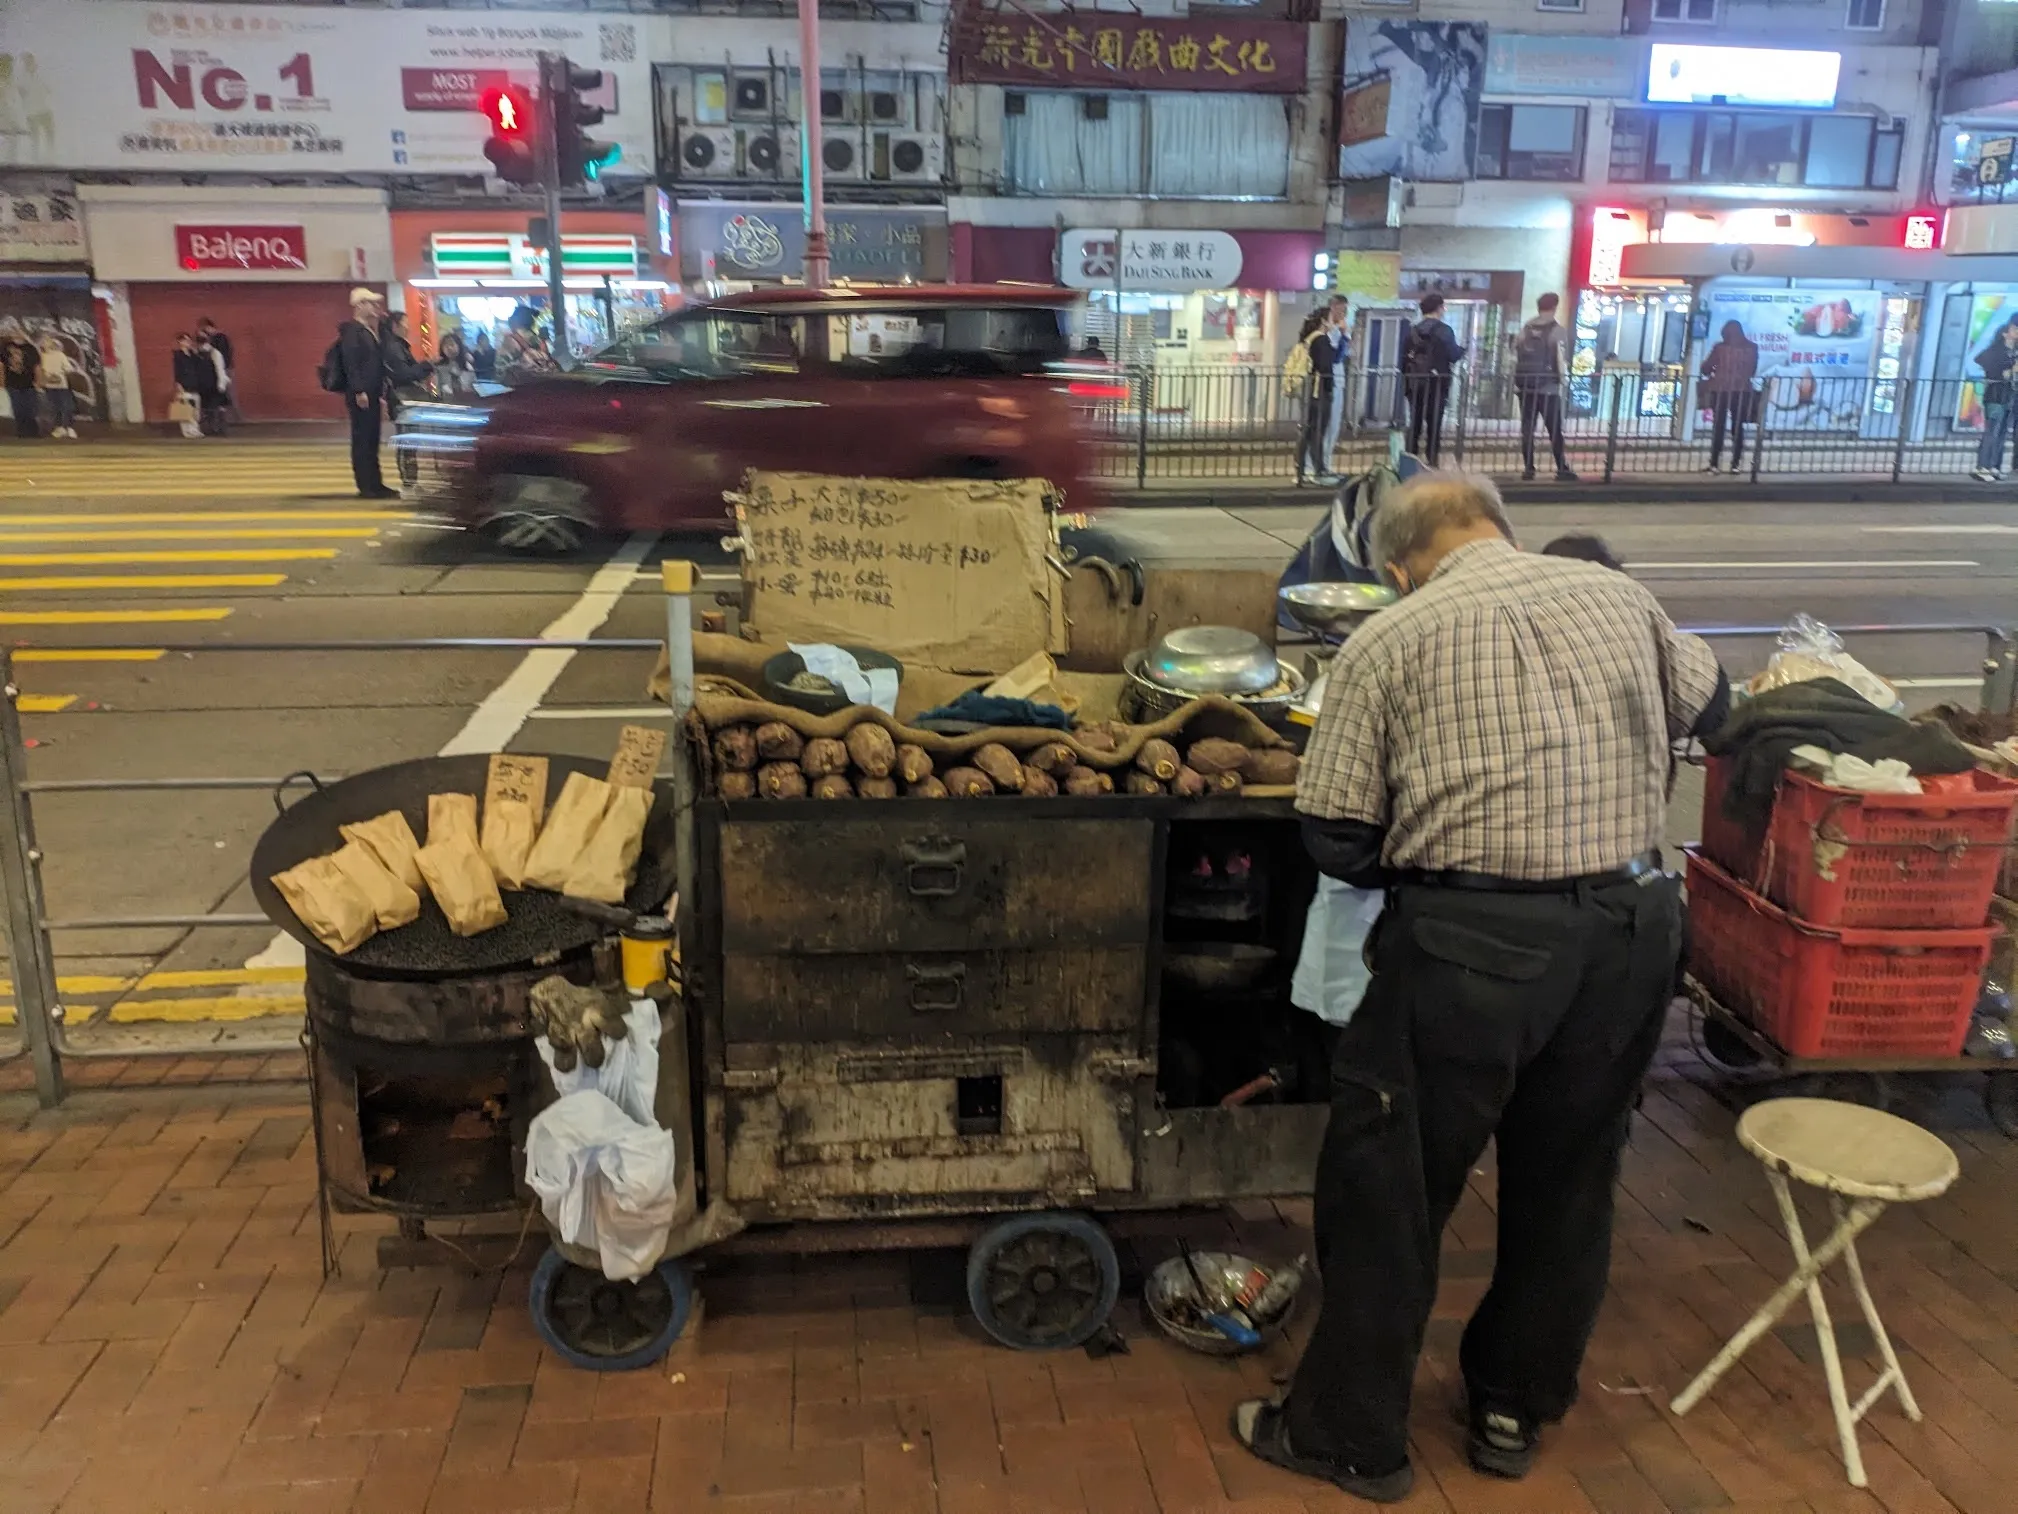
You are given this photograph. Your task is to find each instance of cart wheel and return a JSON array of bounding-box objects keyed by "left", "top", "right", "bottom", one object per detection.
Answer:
[
  {"left": 1792, "top": 1071, "right": 1894, "bottom": 1112},
  {"left": 528, "top": 1246, "right": 694, "bottom": 1372},
  {"left": 1986, "top": 1077, "right": 2018, "bottom": 1140},
  {"left": 966, "top": 1212, "right": 1121, "bottom": 1352},
  {"left": 1698, "top": 1015, "right": 1766, "bottom": 1072}
]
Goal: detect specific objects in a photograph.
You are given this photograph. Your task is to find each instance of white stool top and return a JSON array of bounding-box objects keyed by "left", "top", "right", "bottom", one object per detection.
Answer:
[{"left": 1737, "top": 1098, "right": 1959, "bottom": 1203}]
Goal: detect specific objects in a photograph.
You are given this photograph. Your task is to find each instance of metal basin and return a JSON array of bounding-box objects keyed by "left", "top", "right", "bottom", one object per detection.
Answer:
[
  {"left": 1140, "top": 625, "right": 1280, "bottom": 696},
  {"left": 1120, "top": 651, "right": 1306, "bottom": 730},
  {"left": 1143, "top": 1251, "right": 1302, "bottom": 1356},
  {"left": 1278, "top": 581, "right": 1398, "bottom": 637}
]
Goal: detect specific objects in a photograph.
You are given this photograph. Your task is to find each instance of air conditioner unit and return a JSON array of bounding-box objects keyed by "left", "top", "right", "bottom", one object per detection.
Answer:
[
  {"left": 822, "top": 132, "right": 868, "bottom": 182},
  {"left": 676, "top": 127, "right": 737, "bottom": 179},
  {"left": 729, "top": 71, "right": 775, "bottom": 121},
  {"left": 875, "top": 131, "right": 941, "bottom": 184},
  {"left": 867, "top": 88, "right": 906, "bottom": 128},
  {"left": 738, "top": 125, "right": 798, "bottom": 180},
  {"left": 821, "top": 87, "right": 862, "bottom": 124}
]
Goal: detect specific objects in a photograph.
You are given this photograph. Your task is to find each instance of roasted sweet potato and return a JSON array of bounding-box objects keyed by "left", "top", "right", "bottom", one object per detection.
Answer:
[
  {"left": 845, "top": 723, "right": 897, "bottom": 779},
  {"left": 1136, "top": 738, "right": 1181, "bottom": 782},
  {"left": 719, "top": 771, "right": 756, "bottom": 801},
  {"left": 896, "top": 743, "right": 934, "bottom": 784},
  {"left": 942, "top": 767, "right": 995, "bottom": 798},
  {"left": 754, "top": 722, "right": 804, "bottom": 762},
  {"left": 857, "top": 776, "right": 898, "bottom": 800},
  {"left": 971, "top": 742, "right": 1024, "bottom": 793},
  {"left": 757, "top": 762, "right": 808, "bottom": 799},
  {"left": 712, "top": 725, "right": 758, "bottom": 773},
  {"left": 801, "top": 737, "right": 850, "bottom": 779},
  {"left": 1124, "top": 772, "right": 1165, "bottom": 796},
  {"left": 1242, "top": 748, "right": 1300, "bottom": 786},
  {"left": 811, "top": 774, "right": 854, "bottom": 800},
  {"left": 908, "top": 775, "right": 949, "bottom": 799},
  {"left": 1027, "top": 741, "right": 1077, "bottom": 776},
  {"left": 1208, "top": 769, "right": 1244, "bottom": 795},
  {"left": 1186, "top": 738, "right": 1250, "bottom": 777},
  {"left": 1074, "top": 723, "right": 1119, "bottom": 753},
  {"left": 1172, "top": 766, "right": 1208, "bottom": 799},
  {"left": 1064, "top": 768, "right": 1114, "bottom": 796},
  {"left": 1019, "top": 769, "right": 1059, "bottom": 798}
]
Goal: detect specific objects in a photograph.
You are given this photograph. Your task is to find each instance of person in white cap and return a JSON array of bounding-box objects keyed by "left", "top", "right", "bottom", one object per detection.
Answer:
[{"left": 324, "top": 287, "right": 393, "bottom": 498}]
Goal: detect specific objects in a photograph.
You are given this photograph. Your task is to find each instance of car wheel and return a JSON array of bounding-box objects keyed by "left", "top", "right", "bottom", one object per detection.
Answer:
[{"left": 484, "top": 473, "right": 597, "bottom": 555}]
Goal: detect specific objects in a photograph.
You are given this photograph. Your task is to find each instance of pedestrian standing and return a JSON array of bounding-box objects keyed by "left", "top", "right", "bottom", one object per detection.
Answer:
[
  {"left": 34, "top": 333, "right": 74, "bottom": 438},
  {"left": 1233, "top": 472, "right": 1728, "bottom": 1503},
  {"left": 496, "top": 306, "right": 557, "bottom": 386},
  {"left": 1293, "top": 312, "right": 1339, "bottom": 483},
  {"left": 195, "top": 333, "right": 229, "bottom": 436},
  {"left": 1321, "top": 295, "right": 1352, "bottom": 476},
  {"left": 1401, "top": 294, "right": 1465, "bottom": 466},
  {"left": 2, "top": 324, "right": 40, "bottom": 439},
  {"left": 378, "top": 311, "right": 431, "bottom": 420},
  {"left": 435, "top": 330, "right": 476, "bottom": 398},
  {"left": 170, "top": 333, "right": 212, "bottom": 439},
  {"left": 1973, "top": 319, "right": 2018, "bottom": 483},
  {"left": 1512, "top": 293, "right": 1577, "bottom": 482},
  {"left": 1700, "top": 320, "right": 1760, "bottom": 475},
  {"left": 196, "top": 317, "right": 239, "bottom": 423},
  {"left": 329, "top": 287, "right": 394, "bottom": 499},
  {"left": 471, "top": 328, "right": 497, "bottom": 381}
]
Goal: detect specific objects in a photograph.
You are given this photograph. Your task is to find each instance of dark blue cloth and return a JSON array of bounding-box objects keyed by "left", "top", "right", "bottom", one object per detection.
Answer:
[{"left": 912, "top": 692, "right": 1074, "bottom": 730}]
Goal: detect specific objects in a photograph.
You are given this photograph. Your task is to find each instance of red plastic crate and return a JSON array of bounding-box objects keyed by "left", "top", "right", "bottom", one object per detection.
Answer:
[
  {"left": 1698, "top": 756, "right": 2018, "bottom": 929},
  {"left": 1684, "top": 850, "right": 1993, "bottom": 1059}
]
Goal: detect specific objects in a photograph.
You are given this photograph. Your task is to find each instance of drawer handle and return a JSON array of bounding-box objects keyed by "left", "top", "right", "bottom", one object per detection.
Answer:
[
  {"left": 906, "top": 960, "right": 966, "bottom": 1013},
  {"left": 901, "top": 835, "right": 967, "bottom": 897}
]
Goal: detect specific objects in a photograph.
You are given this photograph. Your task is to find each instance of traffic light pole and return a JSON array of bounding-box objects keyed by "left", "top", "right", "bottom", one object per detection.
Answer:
[
  {"left": 798, "top": 1, "right": 829, "bottom": 289},
  {"left": 538, "top": 53, "right": 571, "bottom": 365}
]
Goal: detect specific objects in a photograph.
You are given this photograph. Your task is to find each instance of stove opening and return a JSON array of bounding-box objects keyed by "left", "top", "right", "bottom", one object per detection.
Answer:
[
  {"left": 358, "top": 1064, "right": 516, "bottom": 1211},
  {"left": 956, "top": 1074, "right": 1004, "bottom": 1137}
]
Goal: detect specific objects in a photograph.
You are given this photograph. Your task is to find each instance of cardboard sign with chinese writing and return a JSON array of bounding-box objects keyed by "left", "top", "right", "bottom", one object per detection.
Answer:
[
  {"left": 953, "top": 16, "right": 1306, "bottom": 94},
  {"left": 606, "top": 726, "right": 667, "bottom": 791},
  {"left": 737, "top": 473, "right": 1063, "bottom": 676}
]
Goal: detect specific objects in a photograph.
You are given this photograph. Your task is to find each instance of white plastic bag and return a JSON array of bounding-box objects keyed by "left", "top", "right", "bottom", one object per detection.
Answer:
[
  {"left": 1747, "top": 613, "right": 1901, "bottom": 713},
  {"left": 1291, "top": 879, "right": 1385, "bottom": 1028},
  {"left": 525, "top": 1090, "right": 679, "bottom": 1282}
]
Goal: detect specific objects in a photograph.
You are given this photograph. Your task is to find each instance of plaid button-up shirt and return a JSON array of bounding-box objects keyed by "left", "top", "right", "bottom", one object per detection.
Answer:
[{"left": 1295, "top": 538, "right": 1722, "bottom": 880}]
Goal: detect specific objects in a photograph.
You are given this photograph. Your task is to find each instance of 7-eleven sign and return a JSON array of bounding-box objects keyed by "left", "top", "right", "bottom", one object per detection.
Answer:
[{"left": 430, "top": 232, "right": 640, "bottom": 279}]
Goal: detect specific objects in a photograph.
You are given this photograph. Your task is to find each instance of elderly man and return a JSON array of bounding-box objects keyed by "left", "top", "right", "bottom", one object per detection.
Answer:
[
  {"left": 1236, "top": 473, "right": 1728, "bottom": 1502},
  {"left": 333, "top": 287, "right": 395, "bottom": 500}
]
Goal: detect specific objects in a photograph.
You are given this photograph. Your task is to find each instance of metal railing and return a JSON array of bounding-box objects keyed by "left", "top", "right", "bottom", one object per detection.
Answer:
[{"left": 1085, "top": 364, "right": 2018, "bottom": 487}]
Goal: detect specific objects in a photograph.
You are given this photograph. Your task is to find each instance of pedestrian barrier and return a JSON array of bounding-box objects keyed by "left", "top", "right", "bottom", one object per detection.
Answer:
[{"left": 1, "top": 617, "right": 2013, "bottom": 1108}]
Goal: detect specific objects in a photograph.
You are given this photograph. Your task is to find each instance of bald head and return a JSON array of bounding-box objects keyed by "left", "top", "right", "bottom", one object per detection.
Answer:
[{"left": 1371, "top": 471, "right": 1515, "bottom": 592}]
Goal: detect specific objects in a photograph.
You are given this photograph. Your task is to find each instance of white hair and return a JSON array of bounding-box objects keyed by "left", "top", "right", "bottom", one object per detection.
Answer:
[{"left": 1369, "top": 470, "right": 1514, "bottom": 571}]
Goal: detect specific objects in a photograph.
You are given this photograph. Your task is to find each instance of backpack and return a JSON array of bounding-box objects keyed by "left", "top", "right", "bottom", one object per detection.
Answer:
[
  {"left": 1513, "top": 319, "right": 1559, "bottom": 386},
  {"left": 1281, "top": 333, "right": 1312, "bottom": 396},
  {"left": 1402, "top": 320, "right": 1438, "bottom": 379},
  {"left": 317, "top": 335, "right": 346, "bottom": 394}
]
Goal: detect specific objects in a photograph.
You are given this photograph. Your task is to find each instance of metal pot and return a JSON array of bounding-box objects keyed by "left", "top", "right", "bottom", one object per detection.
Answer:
[
  {"left": 1278, "top": 581, "right": 1397, "bottom": 638},
  {"left": 1141, "top": 625, "right": 1280, "bottom": 696},
  {"left": 1121, "top": 651, "right": 1306, "bottom": 729}
]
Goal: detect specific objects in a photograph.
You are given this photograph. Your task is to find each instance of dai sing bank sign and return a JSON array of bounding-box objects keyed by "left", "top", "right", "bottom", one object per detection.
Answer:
[{"left": 175, "top": 224, "right": 310, "bottom": 272}]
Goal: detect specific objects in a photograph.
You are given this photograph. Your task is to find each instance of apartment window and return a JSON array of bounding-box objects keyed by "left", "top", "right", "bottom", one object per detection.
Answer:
[
  {"left": 1475, "top": 104, "right": 1586, "bottom": 181},
  {"left": 1845, "top": 0, "right": 1885, "bottom": 29},
  {"left": 1652, "top": 0, "right": 1717, "bottom": 20},
  {"left": 1611, "top": 109, "right": 1901, "bottom": 189},
  {"left": 1001, "top": 91, "right": 1289, "bottom": 198},
  {"left": 1536, "top": 0, "right": 1585, "bottom": 11}
]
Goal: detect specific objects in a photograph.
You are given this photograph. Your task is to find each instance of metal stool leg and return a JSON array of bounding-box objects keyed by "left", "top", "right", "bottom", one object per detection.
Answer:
[
  {"left": 1770, "top": 1172, "right": 1872, "bottom": 1488},
  {"left": 1832, "top": 1193, "right": 1920, "bottom": 1424}
]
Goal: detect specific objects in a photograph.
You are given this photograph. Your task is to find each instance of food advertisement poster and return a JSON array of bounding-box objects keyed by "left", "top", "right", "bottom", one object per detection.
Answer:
[{"left": 1701, "top": 287, "right": 1883, "bottom": 432}]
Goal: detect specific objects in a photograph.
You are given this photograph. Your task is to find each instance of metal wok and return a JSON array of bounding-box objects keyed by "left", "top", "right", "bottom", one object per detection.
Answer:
[{"left": 250, "top": 753, "right": 674, "bottom": 979}]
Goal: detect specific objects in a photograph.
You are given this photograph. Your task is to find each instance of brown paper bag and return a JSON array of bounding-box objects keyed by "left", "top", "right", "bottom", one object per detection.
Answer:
[
  {"left": 339, "top": 810, "right": 423, "bottom": 892},
  {"left": 414, "top": 837, "right": 508, "bottom": 937},
  {"left": 481, "top": 756, "right": 548, "bottom": 888},
  {"left": 271, "top": 855, "right": 378, "bottom": 954},
  {"left": 563, "top": 785, "right": 653, "bottom": 904},
  {"left": 486, "top": 754, "right": 550, "bottom": 827},
  {"left": 329, "top": 840, "right": 421, "bottom": 930},
  {"left": 522, "top": 772, "right": 612, "bottom": 892},
  {"left": 428, "top": 792, "right": 480, "bottom": 849}
]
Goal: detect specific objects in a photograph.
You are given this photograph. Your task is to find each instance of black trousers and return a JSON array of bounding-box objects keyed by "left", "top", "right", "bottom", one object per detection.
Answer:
[
  {"left": 1282, "top": 873, "right": 1681, "bottom": 1474},
  {"left": 1708, "top": 394, "right": 1747, "bottom": 468},
  {"left": 1405, "top": 376, "right": 1449, "bottom": 464},
  {"left": 10, "top": 386, "right": 36, "bottom": 438},
  {"left": 1518, "top": 388, "right": 1568, "bottom": 474},
  {"left": 1299, "top": 384, "right": 1332, "bottom": 479},
  {"left": 348, "top": 397, "right": 384, "bottom": 494}
]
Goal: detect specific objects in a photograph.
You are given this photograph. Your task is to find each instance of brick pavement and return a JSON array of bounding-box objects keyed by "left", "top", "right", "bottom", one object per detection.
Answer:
[{"left": 4, "top": 1022, "right": 2018, "bottom": 1514}]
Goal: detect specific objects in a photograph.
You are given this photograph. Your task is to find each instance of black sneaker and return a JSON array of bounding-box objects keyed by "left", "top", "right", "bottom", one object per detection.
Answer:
[
  {"left": 1521, "top": 468, "right": 1536, "bottom": 481},
  {"left": 1466, "top": 1402, "right": 1540, "bottom": 1480},
  {"left": 1555, "top": 468, "right": 1580, "bottom": 482}
]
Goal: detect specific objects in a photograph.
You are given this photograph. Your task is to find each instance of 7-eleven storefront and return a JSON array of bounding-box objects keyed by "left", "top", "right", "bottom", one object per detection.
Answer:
[{"left": 392, "top": 210, "right": 678, "bottom": 360}]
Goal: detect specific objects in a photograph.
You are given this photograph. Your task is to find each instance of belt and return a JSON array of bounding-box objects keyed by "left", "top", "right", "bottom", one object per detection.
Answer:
[{"left": 1397, "top": 853, "right": 1662, "bottom": 895}]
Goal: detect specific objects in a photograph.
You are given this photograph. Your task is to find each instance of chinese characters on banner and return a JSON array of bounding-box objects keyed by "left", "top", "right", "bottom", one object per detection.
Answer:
[
  {"left": 0, "top": 191, "right": 86, "bottom": 264},
  {"left": 952, "top": 16, "right": 1307, "bottom": 94}
]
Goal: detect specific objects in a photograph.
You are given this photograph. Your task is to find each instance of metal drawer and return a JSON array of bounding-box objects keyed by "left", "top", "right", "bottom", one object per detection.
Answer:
[
  {"left": 719, "top": 816, "right": 1154, "bottom": 954},
  {"left": 721, "top": 946, "right": 1145, "bottom": 1042}
]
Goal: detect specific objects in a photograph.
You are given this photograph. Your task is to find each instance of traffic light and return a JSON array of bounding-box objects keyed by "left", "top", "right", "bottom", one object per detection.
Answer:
[
  {"left": 481, "top": 84, "right": 538, "bottom": 185},
  {"left": 552, "top": 60, "right": 619, "bottom": 186}
]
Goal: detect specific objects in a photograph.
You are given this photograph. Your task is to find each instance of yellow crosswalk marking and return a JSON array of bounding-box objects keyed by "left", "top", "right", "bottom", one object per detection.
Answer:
[
  {"left": 0, "top": 965, "right": 306, "bottom": 997},
  {"left": 0, "top": 528, "right": 380, "bottom": 542},
  {"left": 0, "top": 608, "right": 233, "bottom": 624},
  {"left": 12, "top": 649, "right": 166, "bottom": 662},
  {"left": 0, "top": 995, "right": 304, "bottom": 1025},
  {"left": 0, "top": 549, "right": 336, "bottom": 565},
  {"left": 0, "top": 510, "right": 404, "bottom": 525},
  {"left": 17, "top": 695, "right": 75, "bottom": 712},
  {"left": 0, "top": 573, "right": 286, "bottom": 591}
]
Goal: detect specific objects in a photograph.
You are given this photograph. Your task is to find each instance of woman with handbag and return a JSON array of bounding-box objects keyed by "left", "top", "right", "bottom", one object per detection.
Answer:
[{"left": 169, "top": 333, "right": 214, "bottom": 439}]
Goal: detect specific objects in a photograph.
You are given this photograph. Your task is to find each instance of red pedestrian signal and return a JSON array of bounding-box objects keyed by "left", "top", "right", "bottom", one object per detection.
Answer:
[
  {"left": 483, "top": 85, "right": 529, "bottom": 136},
  {"left": 480, "top": 84, "right": 539, "bottom": 185}
]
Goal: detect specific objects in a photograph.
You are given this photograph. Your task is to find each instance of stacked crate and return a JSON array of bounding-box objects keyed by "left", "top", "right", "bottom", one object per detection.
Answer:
[{"left": 1686, "top": 759, "right": 2018, "bottom": 1058}]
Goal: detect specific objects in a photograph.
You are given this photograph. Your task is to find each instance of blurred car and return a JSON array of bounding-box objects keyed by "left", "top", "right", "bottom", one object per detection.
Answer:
[{"left": 394, "top": 284, "right": 1113, "bottom": 551}]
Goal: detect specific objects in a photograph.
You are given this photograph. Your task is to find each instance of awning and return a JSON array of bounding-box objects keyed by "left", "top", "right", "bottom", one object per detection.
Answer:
[{"left": 1619, "top": 242, "right": 2018, "bottom": 283}]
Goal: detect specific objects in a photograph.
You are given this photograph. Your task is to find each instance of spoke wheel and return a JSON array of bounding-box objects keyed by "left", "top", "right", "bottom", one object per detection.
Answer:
[
  {"left": 966, "top": 1212, "right": 1120, "bottom": 1352},
  {"left": 484, "top": 474, "right": 595, "bottom": 555},
  {"left": 528, "top": 1247, "right": 693, "bottom": 1372}
]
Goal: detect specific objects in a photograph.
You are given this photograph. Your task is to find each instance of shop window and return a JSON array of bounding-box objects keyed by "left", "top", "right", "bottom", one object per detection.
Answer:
[
  {"left": 1475, "top": 104, "right": 1585, "bottom": 182},
  {"left": 1611, "top": 108, "right": 1896, "bottom": 189},
  {"left": 1869, "top": 124, "right": 1903, "bottom": 190},
  {"left": 1845, "top": 0, "right": 1885, "bottom": 29},
  {"left": 1733, "top": 114, "right": 1803, "bottom": 184},
  {"left": 1944, "top": 125, "right": 2018, "bottom": 205},
  {"left": 1653, "top": 0, "right": 1717, "bottom": 20},
  {"left": 1001, "top": 90, "right": 1288, "bottom": 199},
  {"left": 1804, "top": 115, "right": 1874, "bottom": 188}
]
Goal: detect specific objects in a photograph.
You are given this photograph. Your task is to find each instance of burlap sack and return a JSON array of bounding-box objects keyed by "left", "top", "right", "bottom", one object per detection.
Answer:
[
  {"left": 339, "top": 810, "right": 424, "bottom": 892},
  {"left": 562, "top": 785, "right": 652, "bottom": 905},
  {"left": 415, "top": 837, "right": 508, "bottom": 937},
  {"left": 328, "top": 840, "right": 421, "bottom": 931},
  {"left": 271, "top": 854, "right": 377, "bottom": 954},
  {"left": 522, "top": 772, "right": 613, "bottom": 893},
  {"left": 428, "top": 792, "right": 480, "bottom": 849}
]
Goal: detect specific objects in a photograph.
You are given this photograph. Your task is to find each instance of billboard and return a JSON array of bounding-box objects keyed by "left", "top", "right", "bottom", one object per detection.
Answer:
[
  {"left": 1337, "top": 21, "right": 1487, "bottom": 185},
  {"left": 1702, "top": 286, "right": 1882, "bottom": 431},
  {"left": 0, "top": 0, "right": 653, "bottom": 175},
  {"left": 1647, "top": 45, "right": 1841, "bottom": 111}
]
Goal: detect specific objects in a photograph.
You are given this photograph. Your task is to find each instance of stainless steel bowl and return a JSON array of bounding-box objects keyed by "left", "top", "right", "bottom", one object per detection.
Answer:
[
  {"left": 1141, "top": 625, "right": 1280, "bottom": 696},
  {"left": 1278, "top": 581, "right": 1398, "bottom": 637},
  {"left": 1121, "top": 652, "right": 1307, "bottom": 729},
  {"left": 1143, "top": 1251, "right": 1302, "bottom": 1356}
]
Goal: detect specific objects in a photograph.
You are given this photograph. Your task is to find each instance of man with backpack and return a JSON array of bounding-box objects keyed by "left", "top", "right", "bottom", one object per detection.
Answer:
[
  {"left": 322, "top": 287, "right": 395, "bottom": 499},
  {"left": 1401, "top": 294, "right": 1464, "bottom": 466},
  {"left": 1513, "top": 293, "right": 1578, "bottom": 483}
]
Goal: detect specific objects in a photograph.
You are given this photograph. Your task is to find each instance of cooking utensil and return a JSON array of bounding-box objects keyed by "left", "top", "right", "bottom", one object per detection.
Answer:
[
  {"left": 250, "top": 753, "right": 675, "bottom": 978},
  {"left": 1141, "top": 625, "right": 1280, "bottom": 696},
  {"left": 1120, "top": 652, "right": 1306, "bottom": 729},
  {"left": 1177, "top": 1239, "right": 1260, "bottom": 1350},
  {"left": 1161, "top": 942, "right": 1278, "bottom": 993},
  {"left": 1278, "top": 581, "right": 1398, "bottom": 638},
  {"left": 760, "top": 646, "right": 905, "bottom": 716},
  {"left": 1145, "top": 1249, "right": 1300, "bottom": 1355}
]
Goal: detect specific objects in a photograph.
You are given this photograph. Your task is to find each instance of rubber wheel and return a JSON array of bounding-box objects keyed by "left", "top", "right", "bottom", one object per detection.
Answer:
[
  {"left": 528, "top": 1246, "right": 694, "bottom": 1372},
  {"left": 966, "top": 1212, "right": 1121, "bottom": 1352},
  {"left": 1699, "top": 1014, "right": 1766, "bottom": 1071},
  {"left": 484, "top": 474, "right": 595, "bottom": 555},
  {"left": 1791, "top": 1070, "right": 1894, "bottom": 1112},
  {"left": 1986, "top": 1077, "right": 2018, "bottom": 1140}
]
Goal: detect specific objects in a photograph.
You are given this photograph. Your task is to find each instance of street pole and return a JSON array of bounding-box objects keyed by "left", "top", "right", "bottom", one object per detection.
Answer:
[
  {"left": 798, "top": 1, "right": 829, "bottom": 288},
  {"left": 538, "top": 53, "right": 571, "bottom": 365}
]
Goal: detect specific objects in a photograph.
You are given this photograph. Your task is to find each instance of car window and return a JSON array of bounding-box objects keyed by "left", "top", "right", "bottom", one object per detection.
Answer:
[
  {"left": 585, "top": 312, "right": 804, "bottom": 380},
  {"left": 825, "top": 306, "right": 1069, "bottom": 377}
]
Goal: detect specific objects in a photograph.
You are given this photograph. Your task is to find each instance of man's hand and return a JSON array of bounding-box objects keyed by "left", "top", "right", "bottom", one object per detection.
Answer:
[{"left": 352, "top": 392, "right": 370, "bottom": 409}]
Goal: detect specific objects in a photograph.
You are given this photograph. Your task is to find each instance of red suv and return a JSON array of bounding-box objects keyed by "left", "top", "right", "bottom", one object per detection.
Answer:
[{"left": 395, "top": 285, "right": 1109, "bottom": 551}]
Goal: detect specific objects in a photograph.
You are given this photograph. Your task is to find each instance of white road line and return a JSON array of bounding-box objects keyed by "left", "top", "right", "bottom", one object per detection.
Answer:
[
  {"left": 1861, "top": 525, "right": 2018, "bottom": 535},
  {"left": 1631, "top": 559, "right": 1980, "bottom": 570},
  {"left": 526, "top": 705, "right": 670, "bottom": 720},
  {"left": 1891, "top": 677, "right": 1985, "bottom": 690},
  {"left": 247, "top": 531, "right": 658, "bottom": 971}
]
